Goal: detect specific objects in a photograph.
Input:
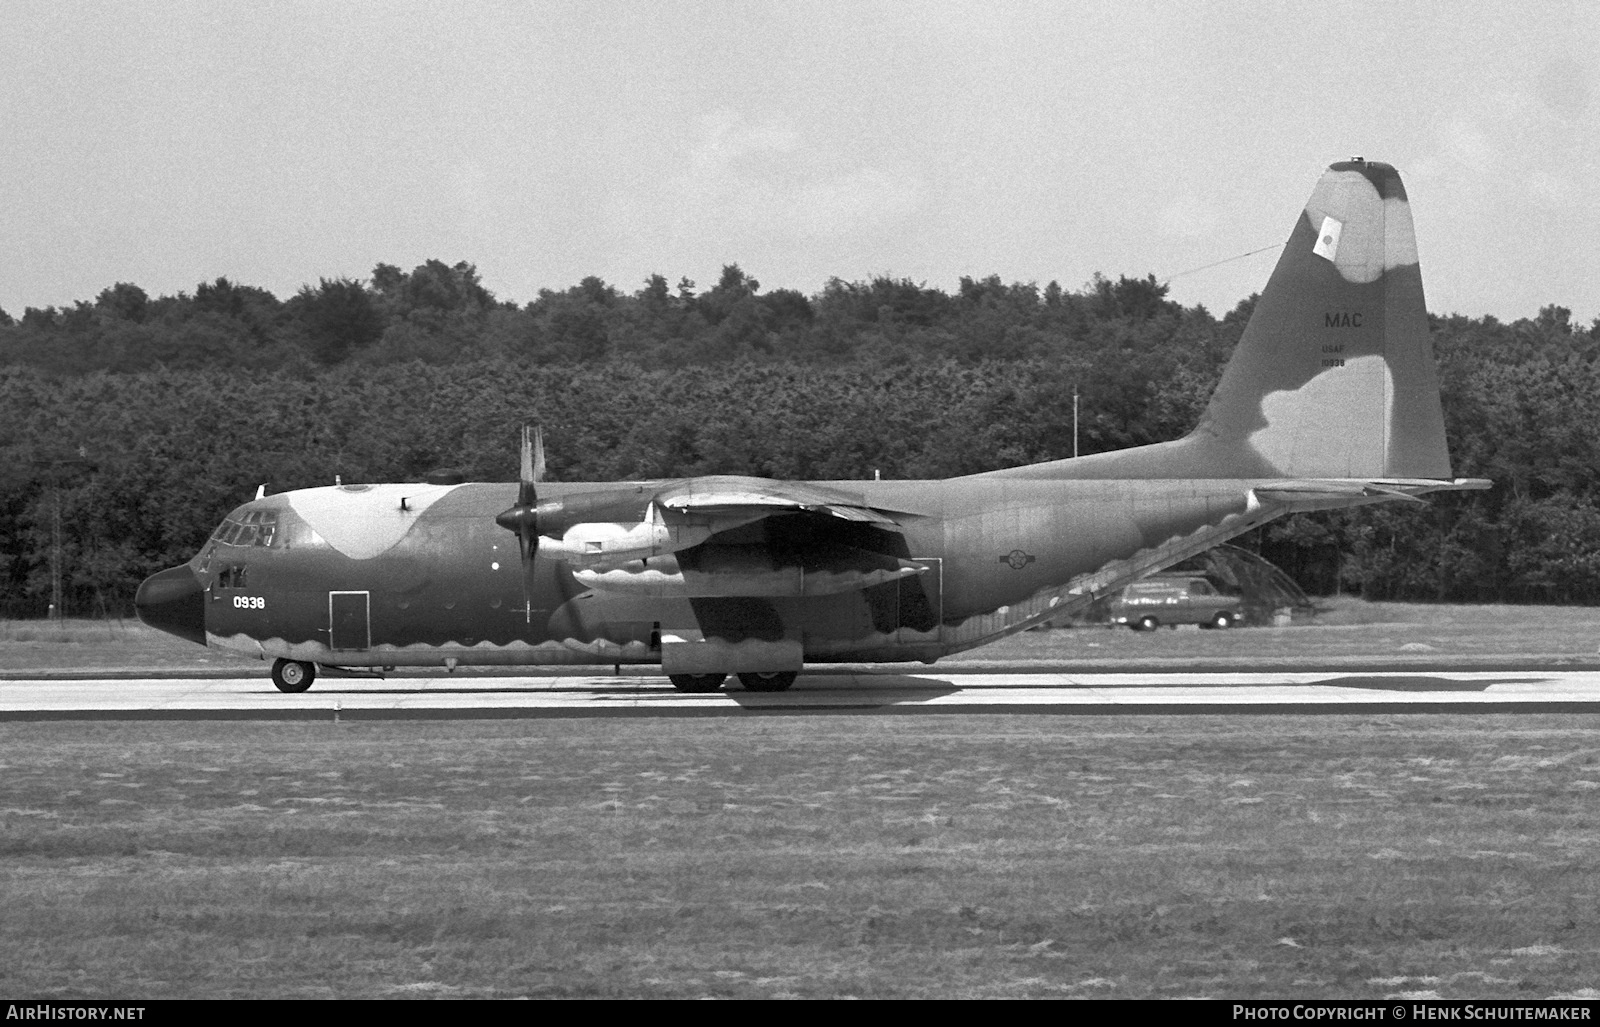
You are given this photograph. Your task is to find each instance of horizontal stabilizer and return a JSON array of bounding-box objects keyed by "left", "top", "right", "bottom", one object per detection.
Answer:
[{"left": 1253, "top": 476, "right": 1491, "bottom": 510}]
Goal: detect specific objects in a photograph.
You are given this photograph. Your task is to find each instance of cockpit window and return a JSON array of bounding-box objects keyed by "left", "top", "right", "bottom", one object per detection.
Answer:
[{"left": 213, "top": 510, "right": 279, "bottom": 548}]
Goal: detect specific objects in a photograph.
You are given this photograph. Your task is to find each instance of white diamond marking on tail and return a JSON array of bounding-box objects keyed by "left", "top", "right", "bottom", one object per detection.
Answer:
[{"left": 1312, "top": 215, "right": 1343, "bottom": 261}]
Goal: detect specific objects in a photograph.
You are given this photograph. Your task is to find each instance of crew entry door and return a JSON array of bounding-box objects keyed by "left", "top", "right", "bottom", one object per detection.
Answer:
[{"left": 329, "top": 591, "right": 370, "bottom": 651}]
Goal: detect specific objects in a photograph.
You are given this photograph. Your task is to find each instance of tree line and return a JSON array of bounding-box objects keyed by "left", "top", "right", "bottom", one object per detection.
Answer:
[
  {"left": 2, "top": 262, "right": 1597, "bottom": 616},
  {"left": 0, "top": 261, "right": 1222, "bottom": 373}
]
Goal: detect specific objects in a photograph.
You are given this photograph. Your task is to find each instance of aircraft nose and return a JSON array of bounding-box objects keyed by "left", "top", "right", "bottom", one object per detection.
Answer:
[{"left": 135, "top": 565, "right": 207, "bottom": 646}]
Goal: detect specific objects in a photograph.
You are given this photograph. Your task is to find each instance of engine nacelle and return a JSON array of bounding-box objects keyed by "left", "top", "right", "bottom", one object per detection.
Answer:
[
  {"left": 572, "top": 548, "right": 929, "bottom": 597},
  {"left": 541, "top": 503, "right": 713, "bottom": 569}
]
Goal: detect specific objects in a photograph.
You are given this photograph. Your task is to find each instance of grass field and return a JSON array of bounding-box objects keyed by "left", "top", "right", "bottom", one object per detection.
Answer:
[
  {"left": 2, "top": 717, "right": 1599, "bottom": 999},
  {"left": 2, "top": 601, "right": 1600, "bottom": 999}
]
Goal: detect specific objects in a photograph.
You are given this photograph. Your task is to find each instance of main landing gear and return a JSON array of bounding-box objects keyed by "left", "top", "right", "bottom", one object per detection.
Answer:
[
  {"left": 666, "top": 671, "right": 799, "bottom": 693},
  {"left": 668, "top": 673, "right": 725, "bottom": 693},
  {"left": 737, "top": 671, "right": 798, "bottom": 692},
  {"left": 271, "top": 658, "right": 316, "bottom": 693}
]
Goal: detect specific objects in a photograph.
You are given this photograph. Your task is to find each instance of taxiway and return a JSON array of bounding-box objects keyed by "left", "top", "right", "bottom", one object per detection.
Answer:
[{"left": 4, "top": 667, "right": 1600, "bottom": 719}]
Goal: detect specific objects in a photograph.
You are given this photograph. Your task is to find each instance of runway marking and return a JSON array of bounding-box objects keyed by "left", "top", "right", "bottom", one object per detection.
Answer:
[{"left": 4, "top": 669, "right": 1600, "bottom": 719}]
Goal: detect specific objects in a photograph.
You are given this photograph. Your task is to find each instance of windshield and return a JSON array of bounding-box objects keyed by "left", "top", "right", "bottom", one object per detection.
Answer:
[{"left": 209, "top": 509, "right": 279, "bottom": 548}]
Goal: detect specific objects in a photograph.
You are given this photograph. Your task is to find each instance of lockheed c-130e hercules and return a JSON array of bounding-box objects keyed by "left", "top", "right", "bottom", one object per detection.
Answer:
[{"left": 135, "top": 159, "right": 1490, "bottom": 694}]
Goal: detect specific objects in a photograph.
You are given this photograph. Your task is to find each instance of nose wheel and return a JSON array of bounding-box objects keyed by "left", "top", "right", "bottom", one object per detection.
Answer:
[{"left": 271, "top": 658, "right": 316, "bottom": 693}]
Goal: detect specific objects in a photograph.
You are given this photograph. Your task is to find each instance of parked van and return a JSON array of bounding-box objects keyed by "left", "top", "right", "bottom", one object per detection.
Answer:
[{"left": 1106, "top": 576, "right": 1243, "bottom": 631}]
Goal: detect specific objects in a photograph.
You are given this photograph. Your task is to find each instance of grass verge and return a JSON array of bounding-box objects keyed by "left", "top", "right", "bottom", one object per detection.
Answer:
[{"left": 2, "top": 716, "right": 1598, "bottom": 998}]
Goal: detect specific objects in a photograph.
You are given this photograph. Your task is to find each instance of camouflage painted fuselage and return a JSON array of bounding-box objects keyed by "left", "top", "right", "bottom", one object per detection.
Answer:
[
  {"left": 190, "top": 474, "right": 1277, "bottom": 669},
  {"left": 136, "top": 159, "right": 1491, "bottom": 680}
]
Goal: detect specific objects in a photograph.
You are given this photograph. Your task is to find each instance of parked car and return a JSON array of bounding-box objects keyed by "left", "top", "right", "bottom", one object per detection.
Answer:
[{"left": 1106, "top": 576, "right": 1243, "bottom": 631}]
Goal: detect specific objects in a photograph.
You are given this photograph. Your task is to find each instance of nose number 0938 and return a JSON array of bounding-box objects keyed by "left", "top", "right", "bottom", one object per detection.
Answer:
[{"left": 232, "top": 595, "right": 265, "bottom": 610}]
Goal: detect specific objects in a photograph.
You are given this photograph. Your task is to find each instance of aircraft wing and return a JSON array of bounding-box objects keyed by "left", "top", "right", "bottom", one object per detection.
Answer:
[
  {"left": 555, "top": 475, "right": 917, "bottom": 597},
  {"left": 653, "top": 475, "right": 902, "bottom": 527}
]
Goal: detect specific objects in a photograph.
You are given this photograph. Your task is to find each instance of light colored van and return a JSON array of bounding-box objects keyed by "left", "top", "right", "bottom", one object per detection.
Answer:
[{"left": 1106, "top": 576, "right": 1243, "bottom": 631}]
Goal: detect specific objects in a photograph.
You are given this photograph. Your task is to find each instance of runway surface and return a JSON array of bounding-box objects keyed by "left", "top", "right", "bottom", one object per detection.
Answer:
[{"left": 5, "top": 667, "right": 1600, "bottom": 718}]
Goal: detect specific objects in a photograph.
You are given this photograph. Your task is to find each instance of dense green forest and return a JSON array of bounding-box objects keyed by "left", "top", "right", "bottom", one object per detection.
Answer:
[{"left": 3, "top": 260, "right": 1598, "bottom": 617}]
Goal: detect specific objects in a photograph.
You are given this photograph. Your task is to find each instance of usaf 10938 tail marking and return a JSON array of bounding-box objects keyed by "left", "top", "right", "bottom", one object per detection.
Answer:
[{"left": 136, "top": 159, "right": 1489, "bottom": 693}]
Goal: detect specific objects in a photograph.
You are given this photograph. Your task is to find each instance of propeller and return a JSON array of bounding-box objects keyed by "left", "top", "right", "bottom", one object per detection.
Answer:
[{"left": 495, "top": 425, "right": 545, "bottom": 621}]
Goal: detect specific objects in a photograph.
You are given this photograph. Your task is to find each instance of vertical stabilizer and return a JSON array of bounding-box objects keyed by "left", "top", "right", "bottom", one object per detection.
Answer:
[
  {"left": 1189, "top": 159, "right": 1450, "bottom": 479},
  {"left": 989, "top": 159, "right": 1458, "bottom": 484}
]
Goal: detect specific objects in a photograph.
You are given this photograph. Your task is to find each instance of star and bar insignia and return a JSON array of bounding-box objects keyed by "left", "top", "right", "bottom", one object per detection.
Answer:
[{"left": 1000, "top": 549, "right": 1036, "bottom": 571}]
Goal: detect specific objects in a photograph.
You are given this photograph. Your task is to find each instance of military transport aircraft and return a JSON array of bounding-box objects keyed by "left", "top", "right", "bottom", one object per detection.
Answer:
[{"left": 135, "top": 159, "right": 1489, "bottom": 693}]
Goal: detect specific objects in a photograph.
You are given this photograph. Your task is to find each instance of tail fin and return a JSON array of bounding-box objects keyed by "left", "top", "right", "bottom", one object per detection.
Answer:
[
  {"left": 1188, "top": 158, "right": 1450, "bottom": 479},
  {"left": 988, "top": 159, "right": 1458, "bottom": 484}
]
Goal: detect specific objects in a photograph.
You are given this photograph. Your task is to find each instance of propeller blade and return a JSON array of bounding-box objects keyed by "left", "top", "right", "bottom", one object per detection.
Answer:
[
  {"left": 496, "top": 424, "right": 546, "bottom": 622},
  {"left": 518, "top": 424, "right": 534, "bottom": 486}
]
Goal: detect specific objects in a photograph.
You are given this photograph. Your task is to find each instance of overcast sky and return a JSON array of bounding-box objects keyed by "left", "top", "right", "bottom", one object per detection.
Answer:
[{"left": 4, "top": 1, "right": 1596, "bottom": 323}]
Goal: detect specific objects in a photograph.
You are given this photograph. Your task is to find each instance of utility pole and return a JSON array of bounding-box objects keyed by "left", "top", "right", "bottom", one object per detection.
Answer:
[
  {"left": 1073, "top": 389, "right": 1080, "bottom": 459},
  {"left": 51, "top": 488, "right": 62, "bottom": 619},
  {"left": 31, "top": 449, "right": 93, "bottom": 621}
]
